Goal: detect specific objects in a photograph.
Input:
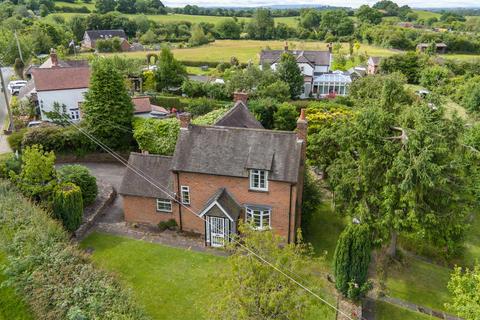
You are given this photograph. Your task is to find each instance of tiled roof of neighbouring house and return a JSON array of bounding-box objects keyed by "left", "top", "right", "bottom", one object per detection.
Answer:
[
  {"left": 85, "top": 29, "right": 127, "bottom": 41},
  {"left": 132, "top": 96, "right": 153, "bottom": 114},
  {"left": 39, "top": 58, "right": 89, "bottom": 69},
  {"left": 172, "top": 125, "right": 302, "bottom": 183},
  {"left": 259, "top": 50, "right": 331, "bottom": 66},
  {"left": 32, "top": 67, "right": 91, "bottom": 91},
  {"left": 369, "top": 56, "right": 381, "bottom": 65},
  {"left": 214, "top": 101, "right": 264, "bottom": 129},
  {"left": 119, "top": 153, "right": 174, "bottom": 198},
  {"left": 200, "top": 188, "right": 242, "bottom": 220}
]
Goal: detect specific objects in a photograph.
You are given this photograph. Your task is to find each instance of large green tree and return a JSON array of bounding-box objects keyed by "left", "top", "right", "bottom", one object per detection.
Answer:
[
  {"left": 155, "top": 47, "right": 187, "bottom": 92},
  {"left": 209, "top": 224, "right": 325, "bottom": 320},
  {"left": 356, "top": 5, "right": 382, "bottom": 25},
  {"left": 320, "top": 74, "right": 476, "bottom": 258},
  {"left": 247, "top": 8, "right": 275, "bottom": 40},
  {"left": 82, "top": 58, "right": 134, "bottom": 150},
  {"left": 276, "top": 53, "right": 304, "bottom": 99}
]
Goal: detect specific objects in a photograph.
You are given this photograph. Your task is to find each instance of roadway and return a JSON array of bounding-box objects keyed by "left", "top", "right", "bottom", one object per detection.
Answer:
[{"left": 0, "top": 67, "right": 13, "bottom": 154}]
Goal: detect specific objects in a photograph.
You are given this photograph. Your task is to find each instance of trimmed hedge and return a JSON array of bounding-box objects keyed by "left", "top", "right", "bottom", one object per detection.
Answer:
[
  {"left": 21, "top": 125, "right": 96, "bottom": 155},
  {"left": 53, "top": 182, "right": 83, "bottom": 232},
  {"left": 0, "top": 180, "right": 148, "bottom": 320},
  {"left": 57, "top": 165, "right": 98, "bottom": 206},
  {"left": 150, "top": 96, "right": 187, "bottom": 110}
]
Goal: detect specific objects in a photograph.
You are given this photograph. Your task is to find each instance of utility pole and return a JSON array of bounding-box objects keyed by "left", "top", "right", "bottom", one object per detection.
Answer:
[
  {"left": 14, "top": 31, "right": 23, "bottom": 63},
  {"left": 0, "top": 65, "right": 15, "bottom": 132}
]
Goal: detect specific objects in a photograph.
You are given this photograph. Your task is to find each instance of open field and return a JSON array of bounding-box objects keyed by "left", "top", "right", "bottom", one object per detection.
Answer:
[
  {"left": 55, "top": 1, "right": 95, "bottom": 10},
  {"left": 0, "top": 253, "right": 33, "bottom": 320},
  {"left": 87, "top": 40, "right": 399, "bottom": 64},
  {"left": 81, "top": 232, "right": 337, "bottom": 320},
  {"left": 376, "top": 300, "right": 434, "bottom": 320},
  {"left": 413, "top": 10, "right": 441, "bottom": 20}
]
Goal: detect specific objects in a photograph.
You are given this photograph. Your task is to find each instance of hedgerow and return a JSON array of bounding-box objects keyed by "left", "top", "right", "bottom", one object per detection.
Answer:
[{"left": 0, "top": 180, "right": 149, "bottom": 320}]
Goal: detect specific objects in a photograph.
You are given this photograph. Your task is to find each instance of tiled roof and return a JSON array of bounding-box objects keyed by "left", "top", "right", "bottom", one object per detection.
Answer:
[
  {"left": 132, "top": 96, "right": 152, "bottom": 113},
  {"left": 172, "top": 125, "right": 302, "bottom": 183},
  {"left": 260, "top": 50, "right": 331, "bottom": 66},
  {"left": 200, "top": 188, "right": 242, "bottom": 220},
  {"left": 119, "top": 153, "right": 173, "bottom": 198},
  {"left": 85, "top": 29, "right": 127, "bottom": 40},
  {"left": 32, "top": 67, "right": 90, "bottom": 91},
  {"left": 214, "top": 101, "right": 264, "bottom": 129}
]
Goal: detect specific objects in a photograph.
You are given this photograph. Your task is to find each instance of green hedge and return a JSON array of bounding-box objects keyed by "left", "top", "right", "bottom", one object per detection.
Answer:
[
  {"left": 53, "top": 182, "right": 83, "bottom": 232},
  {"left": 57, "top": 165, "right": 98, "bottom": 206},
  {"left": 0, "top": 180, "right": 148, "bottom": 320},
  {"left": 150, "top": 96, "right": 187, "bottom": 110},
  {"left": 21, "top": 125, "right": 96, "bottom": 155}
]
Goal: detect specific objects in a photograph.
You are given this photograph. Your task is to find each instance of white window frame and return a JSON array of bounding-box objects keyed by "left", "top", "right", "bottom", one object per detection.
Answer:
[
  {"left": 249, "top": 169, "right": 268, "bottom": 191},
  {"left": 180, "top": 185, "right": 190, "bottom": 205},
  {"left": 156, "top": 199, "right": 172, "bottom": 213},
  {"left": 245, "top": 206, "right": 271, "bottom": 230},
  {"left": 69, "top": 108, "right": 80, "bottom": 121}
]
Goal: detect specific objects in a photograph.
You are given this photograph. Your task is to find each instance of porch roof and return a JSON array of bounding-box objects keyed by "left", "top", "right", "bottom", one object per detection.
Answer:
[{"left": 200, "top": 188, "right": 242, "bottom": 221}]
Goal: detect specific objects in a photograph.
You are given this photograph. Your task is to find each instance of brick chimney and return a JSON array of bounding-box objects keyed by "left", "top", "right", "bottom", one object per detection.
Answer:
[
  {"left": 233, "top": 91, "right": 248, "bottom": 105},
  {"left": 327, "top": 42, "right": 333, "bottom": 54},
  {"left": 284, "top": 41, "right": 289, "bottom": 51},
  {"left": 296, "top": 108, "right": 307, "bottom": 145},
  {"left": 50, "top": 48, "right": 59, "bottom": 67},
  {"left": 179, "top": 112, "right": 191, "bottom": 130}
]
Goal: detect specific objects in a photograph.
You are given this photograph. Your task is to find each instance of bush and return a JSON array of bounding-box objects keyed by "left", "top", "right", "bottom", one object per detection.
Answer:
[
  {"left": 57, "top": 165, "right": 98, "bottom": 206},
  {"left": 158, "top": 219, "right": 178, "bottom": 231},
  {"left": 22, "top": 125, "right": 96, "bottom": 155},
  {"left": 185, "top": 97, "right": 217, "bottom": 116},
  {"left": 151, "top": 95, "right": 187, "bottom": 110},
  {"left": 192, "top": 108, "right": 229, "bottom": 125},
  {"left": 132, "top": 117, "right": 179, "bottom": 155},
  {"left": 53, "top": 182, "right": 83, "bottom": 232},
  {"left": 301, "top": 167, "right": 322, "bottom": 226},
  {"left": 273, "top": 102, "right": 298, "bottom": 131},
  {"left": 0, "top": 180, "right": 148, "bottom": 319},
  {"left": 7, "top": 128, "right": 27, "bottom": 151},
  {"left": 0, "top": 153, "right": 21, "bottom": 179}
]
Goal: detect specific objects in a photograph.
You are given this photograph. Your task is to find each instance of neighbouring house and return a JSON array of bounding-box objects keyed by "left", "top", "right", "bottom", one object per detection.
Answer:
[
  {"left": 347, "top": 66, "right": 367, "bottom": 80},
  {"left": 82, "top": 29, "right": 130, "bottom": 51},
  {"left": 32, "top": 66, "right": 90, "bottom": 122},
  {"left": 132, "top": 96, "right": 170, "bottom": 118},
  {"left": 367, "top": 56, "right": 381, "bottom": 75},
  {"left": 259, "top": 42, "right": 332, "bottom": 99},
  {"left": 416, "top": 42, "right": 448, "bottom": 54},
  {"left": 119, "top": 93, "right": 307, "bottom": 247}
]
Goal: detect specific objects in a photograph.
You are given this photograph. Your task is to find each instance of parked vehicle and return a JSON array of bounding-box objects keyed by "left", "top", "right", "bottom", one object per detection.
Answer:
[{"left": 7, "top": 80, "right": 27, "bottom": 95}]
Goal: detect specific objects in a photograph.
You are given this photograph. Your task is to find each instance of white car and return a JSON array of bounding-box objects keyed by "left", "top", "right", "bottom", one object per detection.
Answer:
[{"left": 7, "top": 80, "right": 27, "bottom": 95}]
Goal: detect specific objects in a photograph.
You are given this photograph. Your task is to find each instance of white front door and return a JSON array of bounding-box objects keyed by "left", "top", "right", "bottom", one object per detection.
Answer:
[{"left": 209, "top": 216, "right": 226, "bottom": 247}]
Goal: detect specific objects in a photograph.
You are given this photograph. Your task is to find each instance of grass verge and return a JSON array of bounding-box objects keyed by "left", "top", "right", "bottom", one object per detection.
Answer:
[{"left": 376, "top": 300, "right": 434, "bottom": 320}]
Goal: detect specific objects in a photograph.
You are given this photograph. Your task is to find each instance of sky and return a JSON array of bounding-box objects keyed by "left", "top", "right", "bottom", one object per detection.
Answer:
[{"left": 162, "top": 0, "right": 480, "bottom": 9}]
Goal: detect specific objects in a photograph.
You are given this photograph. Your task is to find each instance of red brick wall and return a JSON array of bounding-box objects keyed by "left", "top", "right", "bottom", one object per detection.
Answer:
[
  {"left": 174, "top": 172, "right": 298, "bottom": 241},
  {"left": 123, "top": 195, "right": 179, "bottom": 226}
]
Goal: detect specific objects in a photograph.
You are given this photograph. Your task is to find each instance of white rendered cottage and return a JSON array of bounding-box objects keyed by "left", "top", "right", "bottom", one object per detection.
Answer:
[{"left": 32, "top": 66, "right": 90, "bottom": 122}]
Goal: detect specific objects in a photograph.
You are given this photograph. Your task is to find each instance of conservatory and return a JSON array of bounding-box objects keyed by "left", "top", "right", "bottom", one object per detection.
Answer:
[{"left": 311, "top": 72, "right": 352, "bottom": 98}]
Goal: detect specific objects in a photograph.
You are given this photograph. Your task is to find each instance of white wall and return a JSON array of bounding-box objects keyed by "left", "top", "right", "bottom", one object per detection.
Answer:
[{"left": 38, "top": 88, "right": 87, "bottom": 121}]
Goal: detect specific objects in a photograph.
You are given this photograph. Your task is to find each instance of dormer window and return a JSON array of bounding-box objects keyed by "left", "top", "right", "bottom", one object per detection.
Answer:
[{"left": 249, "top": 169, "right": 268, "bottom": 191}]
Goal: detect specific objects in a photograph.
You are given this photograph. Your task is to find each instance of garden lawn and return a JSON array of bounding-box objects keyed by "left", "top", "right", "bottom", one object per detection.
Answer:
[
  {"left": 385, "top": 256, "right": 452, "bottom": 312},
  {"left": 0, "top": 253, "right": 33, "bottom": 320},
  {"left": 376, "top": 301, "right": 434, "bottom": 320},
  {"left": 81, "top": 232, "right": 336, "bottom": 320},
  {"left": 303, "top": 199, "right": 348, "bottom": 270},
  {"left": 462, "top": 212, "right": 480, "bottom": 267}
]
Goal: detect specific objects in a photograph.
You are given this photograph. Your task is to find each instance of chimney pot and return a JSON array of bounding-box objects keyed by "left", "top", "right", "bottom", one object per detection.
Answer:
[
  {"left": 327, "top": 43, "right": 333, "bottom": 54},
  {"left": 179, "top": 112, "right": 191, "bottom": 129},
  {"left": 284, "top": 41, "right": 289, "bottom": 51},
  {"left": 233, "top": 91, "right": 248, "bottom": 105}
]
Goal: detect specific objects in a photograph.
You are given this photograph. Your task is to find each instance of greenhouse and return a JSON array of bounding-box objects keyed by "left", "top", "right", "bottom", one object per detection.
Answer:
[{"left": 312, "top": 72, "right": 352, "bottom": 98}]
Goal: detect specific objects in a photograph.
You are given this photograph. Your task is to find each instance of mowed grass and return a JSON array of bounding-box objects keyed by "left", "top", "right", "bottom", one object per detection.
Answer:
[
  {"left": 385, "top": 257, "right": 452, "bottom": 312},
  {"left": 412, "top": 10, "right": 441, "bottom": 20},
  {"left": 0, "top": 253, "right": 33, "bottom": 320},
  {"left": 81, "top": 232, "right": 336, "bottom": 320},
  {"left": 303, "top": 199, "right": 348, "bottom": 269},
  {"left": 462, "top": 213, "right": 480, "bottom": 267},
  {"left": 376, "top": 300, "right": 435, "bottom": 320},
  {"left": 54, "top": 1, "right": 94, "bottom": 10}
]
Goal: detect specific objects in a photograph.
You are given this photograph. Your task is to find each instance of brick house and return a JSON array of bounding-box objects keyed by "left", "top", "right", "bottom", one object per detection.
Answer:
[
  {"left": 82, "top": 29, "right": 131, "bottom": 51},
  {"left": 119, "top": 95, "right": 308, "bottom": 247}
]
